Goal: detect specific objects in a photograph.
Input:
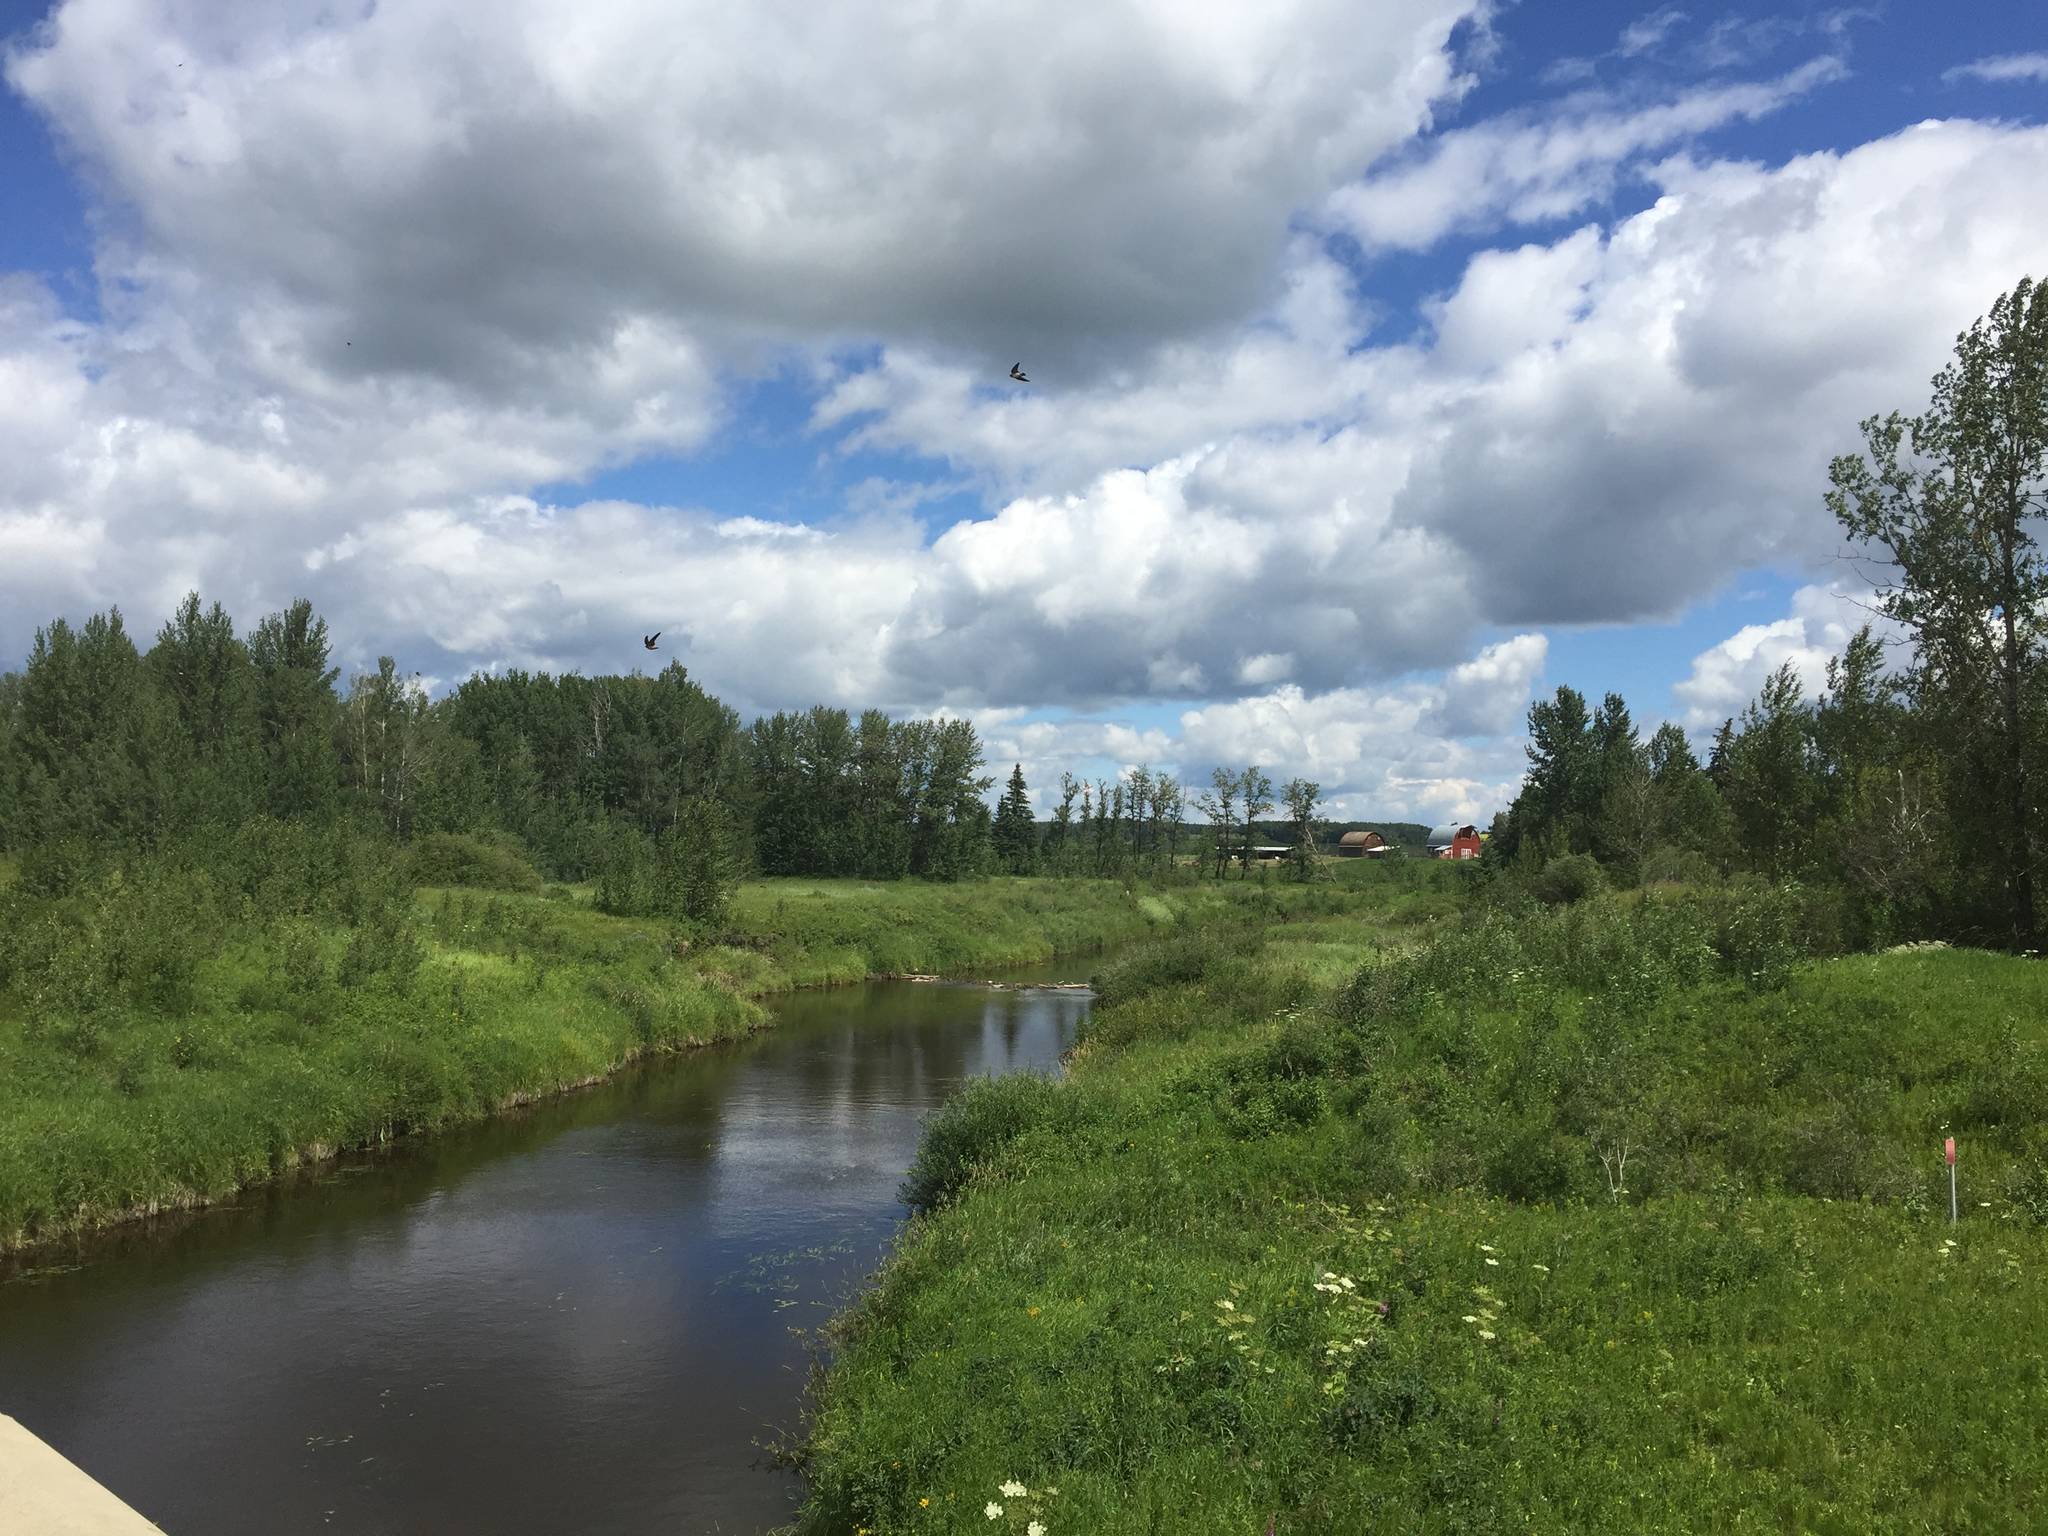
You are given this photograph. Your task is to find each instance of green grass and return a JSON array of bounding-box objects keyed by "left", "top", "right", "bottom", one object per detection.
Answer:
[
  {"left": 793, "top": 894, "right": 2048, "bottom": 1534},
  {"left": 0, "top": 865, "right": 1429, "bottom": 1255}
]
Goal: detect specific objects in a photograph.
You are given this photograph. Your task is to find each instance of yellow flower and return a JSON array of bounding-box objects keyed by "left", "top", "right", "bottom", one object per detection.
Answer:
[
  {"left": 920, "top": 1497, "right": 930, "bottom": 1508},
  {"left": 1027, "top": 1306, "right": 1041, "bottom": 1317}
]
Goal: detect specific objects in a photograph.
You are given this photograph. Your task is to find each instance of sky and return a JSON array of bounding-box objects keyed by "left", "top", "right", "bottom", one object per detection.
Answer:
[{"left": 2, "top": 1, "right": 2045, "bottom": 826}]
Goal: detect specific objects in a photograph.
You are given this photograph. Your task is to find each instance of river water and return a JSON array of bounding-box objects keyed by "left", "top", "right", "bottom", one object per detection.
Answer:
[{"left": 0, "top": 972, "right": 1093, "bottom": 1534}]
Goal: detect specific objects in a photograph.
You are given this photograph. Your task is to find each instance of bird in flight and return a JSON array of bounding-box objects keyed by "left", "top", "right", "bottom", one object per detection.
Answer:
[
  {"left": 643, "top": 632, "right": 660, "bottom": 651},
  {"left": 1009, "top": 363, "right": 1029, "bottom": 383}
]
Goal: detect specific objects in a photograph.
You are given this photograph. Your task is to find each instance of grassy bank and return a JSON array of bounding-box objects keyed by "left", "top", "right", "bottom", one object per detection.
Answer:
[
  {"left": 794, "top": 888, "right": 2048, "bottom": 1533},
  {"left": 0, "top": 863, "right": 1439, "bottom": 1255}
]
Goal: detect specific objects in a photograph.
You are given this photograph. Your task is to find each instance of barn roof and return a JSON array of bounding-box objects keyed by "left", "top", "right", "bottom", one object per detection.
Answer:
[{"left": 1338, "top": 829, "right": 1384, "bottom": 846}]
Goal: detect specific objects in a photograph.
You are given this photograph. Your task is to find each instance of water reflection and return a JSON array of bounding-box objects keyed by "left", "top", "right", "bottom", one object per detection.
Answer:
[{"left": 0, "top": 977, "right": 1090, "bottom": 1536}]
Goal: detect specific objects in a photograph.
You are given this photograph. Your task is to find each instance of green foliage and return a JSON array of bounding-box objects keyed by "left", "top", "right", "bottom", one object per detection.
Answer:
[
  {"left": 1828, "top": 275, "right": 2048, "bottom": 945},
  {"left": 992, "top": 763, "right": 1039, "bottom": 874},
  {"left": 408, "top": 831, "right": 545, "bottom": 892},
  {"left": 1528, "top": 851, "right": 1604, "bottom": 906},
  {"left": 797, "top": 894, "right": 2048, "bottom": 1536},
  {"left": 0, "top": 871, "right": 1317, "bottom": 1252},
  {"left": 900, "top": 1073, "right": 1072, "bottom": 1216},
  {"left": 658, "top": 798, "right": 740, "bottom": 925}
]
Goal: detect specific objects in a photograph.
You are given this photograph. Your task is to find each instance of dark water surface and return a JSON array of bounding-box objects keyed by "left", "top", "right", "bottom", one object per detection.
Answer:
[{"left": 0, "top": 972, "right": 1093, "bottom": 1535}]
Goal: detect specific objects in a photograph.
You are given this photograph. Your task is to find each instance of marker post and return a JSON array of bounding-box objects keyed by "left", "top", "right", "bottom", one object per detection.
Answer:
[{"left": 1945, "top": 1136, "right": 1957, "bottom": 1224}]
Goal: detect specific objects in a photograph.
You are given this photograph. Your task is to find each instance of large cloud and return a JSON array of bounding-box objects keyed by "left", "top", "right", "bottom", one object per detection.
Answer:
[
  {"left": 6, "top": 0, "right": 1480, "bottom": 381},
  {"left": 824, "top": 117, "right": 2048, "bottom": 650}
]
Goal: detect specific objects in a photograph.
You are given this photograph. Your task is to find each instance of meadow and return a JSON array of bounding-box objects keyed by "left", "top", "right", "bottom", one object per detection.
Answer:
[
  {"left": 0, "top": 841, "right": 1438, "bottom": 1255},
  {"left": 793, "top": 881, "right": 2048, "bottom": 1534}
]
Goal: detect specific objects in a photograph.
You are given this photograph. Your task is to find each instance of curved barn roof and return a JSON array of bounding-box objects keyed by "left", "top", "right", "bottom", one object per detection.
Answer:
[{"left": 1338, "top": 829, "right": 1383, "bottom": 847}]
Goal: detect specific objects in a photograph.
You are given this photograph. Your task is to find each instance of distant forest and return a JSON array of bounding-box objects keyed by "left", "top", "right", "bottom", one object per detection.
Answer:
[
  {"left": 0, "top": 598, "right": 1000, "bottom": 915},
  {"left": 0, "top": 599, "right": 1382, "bottom": 917}
]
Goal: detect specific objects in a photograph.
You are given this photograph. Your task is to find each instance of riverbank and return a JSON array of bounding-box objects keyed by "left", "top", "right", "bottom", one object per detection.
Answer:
[
  {"left": 0, "top": 868, "right": 1437, "bottom": 1256},
  {"left": 793, "top": 889, "right": 2048, "bottom": 1533}
]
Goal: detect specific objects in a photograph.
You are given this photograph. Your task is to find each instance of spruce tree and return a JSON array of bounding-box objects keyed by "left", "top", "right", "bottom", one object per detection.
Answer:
[{"left": 992, "top": 762, "right": 1037, "bottom": 874}]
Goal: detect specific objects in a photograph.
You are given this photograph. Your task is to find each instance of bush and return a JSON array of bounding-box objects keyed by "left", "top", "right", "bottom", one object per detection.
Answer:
[
  {"left": 899, "top": 1073, "right": 1069, "bottom": 1216},
  {"left": 407, "top": 832, "right": 543, "bottom": 893},
  {"left": 1530, "top": 853, "right": 1604, "bottom": 907},
  {"left": 1091, "top": 925, "right": 1264, "bottom": 1010}
]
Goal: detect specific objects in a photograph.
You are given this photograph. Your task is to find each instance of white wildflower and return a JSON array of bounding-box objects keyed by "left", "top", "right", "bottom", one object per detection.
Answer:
[
  {"left": 1000, "top": 1481, "right": 1029, "bottom": 1498},
  {"left": 1484, "top": 1258, "right": 1499, "bottom": 1267},
  {"left": 986, "top": 1503, "right": 1004, "bottom": 1519},
  {"left": 1029, "top": 1524, "right": 1047, "bottom": 1536}
]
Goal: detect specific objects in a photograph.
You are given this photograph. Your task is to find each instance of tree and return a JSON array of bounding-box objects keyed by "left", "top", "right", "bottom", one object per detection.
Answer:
[
  {"left": 1194, "top": 768, "right": 1238, "bottom": 879},
  {"left": 657, "top": 798, "right": 739, "bottom": 925},
  {"left": 339, "top": 658, "right": 441, "bottom": 840},
  {"left": 248, "top": 599, "right": 341, "bottom": 822},
  {"left": 1281, "top": 777, "right": 1324, "bottom": 882},
  {"left": 0, "top": 670, "right": 20, "bottom": 847},
  {"left": 1645, "top": 723, "right": 1698, "bottom": 785},
  {"left": 1515, "top": 686, "right": 1597, "bottom": 859},
  {"left": 146, "top": 593, "right": 259, "bottom": 834},
  {"left": 1720, "top": 663, "right": 1817, "bottom": 876},
  {"left": 1046, "top": 773, "right": 1081, "bottom": 875},
  {"left": 1828, "top": 275, "right": 2048, "bottom": 945},
  {"left": 1236, "top": 766, "right": 1275, "bottom": 876},
  {"left": 992, "top": 763, "right": 1038, "bottom": 874},
  {"left": 1148, "top": 772, "right": 1184, "bottom": 876},
  {"left": 746, "top": 711, "right": 809, "bottom": 875},
  {"left": 11, "top": 609, "right": 149, "bottom": 847}
]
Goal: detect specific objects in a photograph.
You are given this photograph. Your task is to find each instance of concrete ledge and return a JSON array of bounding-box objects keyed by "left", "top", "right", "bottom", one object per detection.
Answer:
[{"left": 0, "top": 1415, "right": 164, "bottom": 1534}]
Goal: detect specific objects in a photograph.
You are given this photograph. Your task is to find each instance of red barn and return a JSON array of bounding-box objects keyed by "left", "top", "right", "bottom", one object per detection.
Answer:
[{"left": 1426, "top": 822, "right": 1484, "bottom": 860}]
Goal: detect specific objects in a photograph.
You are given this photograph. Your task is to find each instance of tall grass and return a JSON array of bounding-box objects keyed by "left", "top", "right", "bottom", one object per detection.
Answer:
[
  {"left": 0, "top": 864, "right": 1422, "bottom": 1254},
  {"left": 792, "top": 888, "right": 2048, "bottom": 1534}
]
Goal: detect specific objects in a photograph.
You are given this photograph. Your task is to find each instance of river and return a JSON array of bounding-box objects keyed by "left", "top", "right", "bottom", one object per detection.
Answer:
[{"left": 0, "top": 970, "right": 1094, "bottom": 1534}]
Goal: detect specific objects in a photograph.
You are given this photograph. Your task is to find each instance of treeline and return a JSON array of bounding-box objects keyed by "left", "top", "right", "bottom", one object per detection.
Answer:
[
  {"left": 1492, "top": 275, "right": 2048, "bottom": 950},
  {"left": 0, "top": 598, "right": 998, "bottom": 919},
  {"left": 0, "top": 596, "right": 1348, "bottom": 908}
]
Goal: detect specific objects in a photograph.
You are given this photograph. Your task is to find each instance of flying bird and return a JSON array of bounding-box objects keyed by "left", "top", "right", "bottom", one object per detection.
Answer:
[
  {"left": 1009, "top": 363, "right": 1029, "bottom": 383},
  {"left": 643, "top": 632, "right": 660, "bottom": 651}
]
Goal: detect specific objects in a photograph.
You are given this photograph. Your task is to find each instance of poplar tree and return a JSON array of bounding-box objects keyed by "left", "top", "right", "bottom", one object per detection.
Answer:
[
  {"left": 248, "top": 599, "right": 342, "bottom": 822},
  {"left": 1281, "top": 776, "right": 1323, "bottom": 881},
  {"left": 1828, "top": 276, "right": 2048, "bottom": 945},
  {"left": 1236, "top": 766, "right": 1274, "bottom": 876},
  {"left": 1194, "top": 768, "right": 1237, "bottom": 879}
]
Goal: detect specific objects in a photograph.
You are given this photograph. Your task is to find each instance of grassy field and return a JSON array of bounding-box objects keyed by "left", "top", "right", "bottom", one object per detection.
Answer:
[
  {"left": 0, "top": 860, "right": 1445, "bottom": 1255},
  {"left": 793, "top": 887, "right": 2048, "bottom": 1534}
]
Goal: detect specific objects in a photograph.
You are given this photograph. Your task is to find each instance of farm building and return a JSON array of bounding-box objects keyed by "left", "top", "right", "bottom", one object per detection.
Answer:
[
  {"left": 1249, "top": 845, "right": 1293, "bottom": 862},
  {"left": 1336, "top": 830, "right": 1391, "bottom": 857},
  {"left": 1426, "top": 823, "right": 1484, "bottom": 860}
]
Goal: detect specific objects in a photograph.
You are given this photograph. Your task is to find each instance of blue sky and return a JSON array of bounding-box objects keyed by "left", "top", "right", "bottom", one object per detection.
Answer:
[{"left": 1, "top": 0, "right": 2044, "bottom": 821}]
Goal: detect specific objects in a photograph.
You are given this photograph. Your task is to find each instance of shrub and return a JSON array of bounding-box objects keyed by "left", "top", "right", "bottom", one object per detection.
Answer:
[
  {"left": 1092, "top": 925, "right": 1264, "bottom": 1010},
  {"left": 1530, "top": 853, "right": 1604, "bottom": 907},
  {"left": 899, "top": 1073, "right": 1069, "bottom": 1216},
  {"left": 407, "top": 832, "right": 544, "bottom": 893}
]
